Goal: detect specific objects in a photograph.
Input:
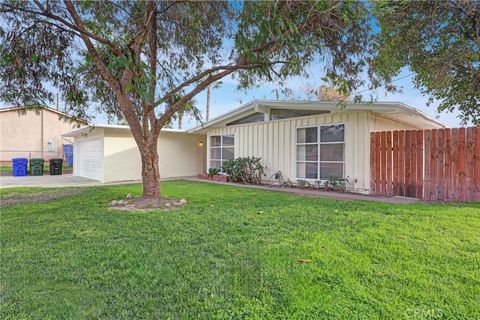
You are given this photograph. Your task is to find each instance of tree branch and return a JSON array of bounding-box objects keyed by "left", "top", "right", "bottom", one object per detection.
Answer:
[{"left": 63, "top": 0, "right": 144, "bottom": 146}]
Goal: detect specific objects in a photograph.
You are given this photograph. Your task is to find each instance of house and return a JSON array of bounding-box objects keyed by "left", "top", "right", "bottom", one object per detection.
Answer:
[
  {"left": 65, "top": 100, "right": 445, "bottom": 193},
  {"left": 63, "top": 125, "right": 205, "bottom": 182},
  {"left": 0, "top": 106, "right": 86, "bottom": 164}
]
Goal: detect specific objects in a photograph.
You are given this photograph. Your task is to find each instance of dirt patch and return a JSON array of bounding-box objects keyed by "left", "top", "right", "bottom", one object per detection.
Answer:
[
  {"left": 109, "top": 195, "right": 187, "bottom": 212},
  {"left": 0, "top": 189, "right": 85, "bottom": 207}
]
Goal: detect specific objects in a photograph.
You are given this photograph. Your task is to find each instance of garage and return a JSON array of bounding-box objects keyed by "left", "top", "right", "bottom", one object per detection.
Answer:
[
  {"left": 76, "top": 138, "right": 103, "bottom": 181},
  {"left": 64, "top": 124, "right": 205, "bottom": 183}
]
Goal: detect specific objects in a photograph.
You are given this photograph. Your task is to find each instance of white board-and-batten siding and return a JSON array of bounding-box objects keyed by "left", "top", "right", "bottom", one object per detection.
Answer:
[{"left": 206, "top": 110, "right": 372, "bottom": 193}]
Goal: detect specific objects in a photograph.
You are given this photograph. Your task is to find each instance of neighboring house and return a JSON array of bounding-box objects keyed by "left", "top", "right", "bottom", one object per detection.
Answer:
[
  {"left": 65, "top": 100, "right": 445, "bottom": 194},
  {"left": 0, "top": 106, "right": 86, "bottom": 164}
]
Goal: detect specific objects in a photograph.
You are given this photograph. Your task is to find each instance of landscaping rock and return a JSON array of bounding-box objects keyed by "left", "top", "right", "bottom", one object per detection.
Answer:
[
  {"left": 179, "top": 198, "right": 187, "bottom": 205},
  {"left": 125, "top": 193, "right": 133, "bottom": 199},
  {"left": 111, "top": 200, "right": 118, "bottom": 206},
  {"left": 164, "top": 202, "right": 171, "bottom": 207}
]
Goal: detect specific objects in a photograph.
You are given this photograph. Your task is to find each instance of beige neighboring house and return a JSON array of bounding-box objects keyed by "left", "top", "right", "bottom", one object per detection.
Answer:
[
  {"left": 64, "top": 100, "right": 445, "bottom": 194},
  {"left": 0, "top": 106, "right": 86, "bottom": 164}
]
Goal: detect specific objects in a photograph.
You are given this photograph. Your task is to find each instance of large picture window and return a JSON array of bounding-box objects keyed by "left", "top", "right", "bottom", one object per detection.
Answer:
[
  {"left": 209, "top": 134, "right": 235, "bottom": 169},
  {"left": 296, "top": 124, "right": 345, "bottom": 179}
]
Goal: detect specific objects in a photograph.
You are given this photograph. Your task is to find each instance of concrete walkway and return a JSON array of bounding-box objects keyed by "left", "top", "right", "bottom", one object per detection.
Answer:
[
  {"left": 0, "top": 174, "right": 105, "bottom": 188},
  {"left": 184, "top": 178, "right": 420, "bottom": 204},
  {"left": 0, "top": 175, "right": 189, "bottom": 189}
]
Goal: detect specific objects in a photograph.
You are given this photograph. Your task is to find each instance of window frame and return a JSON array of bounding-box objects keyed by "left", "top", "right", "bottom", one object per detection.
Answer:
[
  {"left": 295, "top": 123, "right": 346, "bottom": 181},
  {"left": 209, "top": 134, "right": 235, "bottom": 170}
]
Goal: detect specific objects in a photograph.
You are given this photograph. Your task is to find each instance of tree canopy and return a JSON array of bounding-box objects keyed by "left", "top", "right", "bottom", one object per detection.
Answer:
[
  {"left": 0, "top": 0, "right": 379, "bottom": 198},
  {"left": 373, "top": 0, "right": 480, "bottom": 124}
]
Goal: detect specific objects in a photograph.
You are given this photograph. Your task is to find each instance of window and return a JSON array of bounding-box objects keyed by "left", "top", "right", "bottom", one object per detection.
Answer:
[
  {"left": 296, "top": 124, "right": 345, "bottom": 179},
  {"left": 227, "top": 113, "right": 264, "bottom": 126},
  {"left": 209, "top": 134, "right": 235, "bottom": 169}
]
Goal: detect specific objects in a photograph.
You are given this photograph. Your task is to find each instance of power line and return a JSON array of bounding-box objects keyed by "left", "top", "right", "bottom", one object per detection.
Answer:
[{"left": 348, "top": 72, "right": 415, "bottom": 97}]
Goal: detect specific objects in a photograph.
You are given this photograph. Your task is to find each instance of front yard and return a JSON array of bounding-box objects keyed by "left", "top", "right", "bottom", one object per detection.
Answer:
[{"left": 1, "top": 181, "right": 479, "bottom": 319}]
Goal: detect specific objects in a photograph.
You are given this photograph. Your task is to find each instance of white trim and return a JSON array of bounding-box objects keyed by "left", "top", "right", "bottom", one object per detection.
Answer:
[
  {"left": 295, "top": 123, "right": 346, "bottom": 181},
  {"left": 189, "top": 100, "right": 447, "bottom": 133},
  {"left": 207, "top": 133, "right": 235, "bottom": 170},
  {"left": 63, "top": 124, "right": 190, "bottom": 138}
]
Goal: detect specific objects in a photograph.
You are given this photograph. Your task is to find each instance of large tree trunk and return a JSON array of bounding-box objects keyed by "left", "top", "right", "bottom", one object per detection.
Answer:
[{"left": 141, "top": 140, "right": 160, "bottom": 198}]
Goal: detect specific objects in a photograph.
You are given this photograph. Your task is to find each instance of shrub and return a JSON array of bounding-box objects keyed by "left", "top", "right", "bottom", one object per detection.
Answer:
[
  {"left": 208, "top": 168, "right": 220, "bottom": 177},
  {"left": 222, "top": 157, "right": 265, "bottom": 184},
  {"left": 326, "top": 176, "right": 347, "bottom": 192}
]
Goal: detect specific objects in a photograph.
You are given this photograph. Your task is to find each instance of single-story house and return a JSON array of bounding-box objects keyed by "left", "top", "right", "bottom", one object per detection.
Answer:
[
  {"left": 64, "top": 100, "right": 445, "bottom": 194},
  {"left": 0, "top": 106, "right": 86, "bottom": 164}
]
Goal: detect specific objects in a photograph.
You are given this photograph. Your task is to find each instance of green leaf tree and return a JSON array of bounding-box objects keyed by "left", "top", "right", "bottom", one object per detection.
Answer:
[
  {"left": 373, "top": 0, "right": 480, "bottom": 124},
  {"left": 1, "top": 0, "right": 378, "bottom": 200}
]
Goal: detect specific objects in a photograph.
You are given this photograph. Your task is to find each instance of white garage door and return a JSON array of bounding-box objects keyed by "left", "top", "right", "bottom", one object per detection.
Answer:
[{"left": 77, "top": 138, "right": 102, "bottom": 181}]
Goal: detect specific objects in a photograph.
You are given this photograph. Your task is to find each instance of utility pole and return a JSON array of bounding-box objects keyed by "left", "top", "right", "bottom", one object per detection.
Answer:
[{"left": 206, "top": 84, "right": 211, "bottom": 121}]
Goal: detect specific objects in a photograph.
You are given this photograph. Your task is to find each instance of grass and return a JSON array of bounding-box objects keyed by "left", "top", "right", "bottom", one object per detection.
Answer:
[
  {"left": 1, "top": 164, "right": 72, "bottom": 174},
  {"left": 1, "top": 181, "right": 479, "bottom": 319}
]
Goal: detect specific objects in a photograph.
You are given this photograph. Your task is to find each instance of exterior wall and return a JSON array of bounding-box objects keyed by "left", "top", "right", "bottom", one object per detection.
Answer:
[
  {"left": 101, "top": 128, "right": 205, "bottom": 183},
  {"left": 0, "top": 109, "right": 83, "bottom": 162},
  {"left": 371, "top": 113, "right": 418, "bottom": 131},
  {"left": 205, "top": 110, "right": 372, "bottom": 193}
]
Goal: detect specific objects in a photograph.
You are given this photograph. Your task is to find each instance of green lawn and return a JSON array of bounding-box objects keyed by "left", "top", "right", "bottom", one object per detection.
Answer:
[{"left": 1, "top": 181, "right": 479, "bottom": 319}]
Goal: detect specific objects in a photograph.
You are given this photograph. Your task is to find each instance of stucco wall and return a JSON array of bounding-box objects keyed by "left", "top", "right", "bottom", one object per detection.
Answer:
[
  {"left": 102, "top": 128, "right": 205, "bottom": 183},
  {"left": 0, "top": 109, "right": 82, "bottom": 162},
  {"left": 206, "top": 110, "right": 373, "bottom": 193}
]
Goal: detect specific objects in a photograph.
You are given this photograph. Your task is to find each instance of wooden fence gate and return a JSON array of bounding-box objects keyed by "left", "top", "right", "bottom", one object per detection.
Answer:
[{"left": 370, "top": 127, "right": 480, "bottom": 201}]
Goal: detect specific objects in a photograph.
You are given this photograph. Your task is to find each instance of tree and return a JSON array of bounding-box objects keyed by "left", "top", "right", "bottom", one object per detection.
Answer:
[
  {"left": 0, "top": 0, "right": 379, "bottom": 201},
  {"left": 205, "top": 81, "right": 222, "bottom": 122},
  {"left": 373, "top": 0, "right": 480, "bottom": 124}
]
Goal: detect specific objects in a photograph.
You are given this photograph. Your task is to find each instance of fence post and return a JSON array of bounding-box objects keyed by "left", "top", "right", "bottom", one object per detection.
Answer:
[
  {"left": 444, "top": 129, "right": 452, "bottom": 202},
  {"left": 474, "top": 127, "right": 480, "bottom": 201},
  {"left": 387, "top": 131, "right": 393, "bottom": 196},
  {"left": 424, "top": 130, "right": 431, "bottom": 201},
  {"left": 451, "top": 129, "right": 459, "bottom": 201},
  {"left": 466, "top": 127, "right": 475, "bottom": 201},
  {"left": 370, "top": 132, "right": 376, "bottom": 194},
  {"left": 393, "top": 131, "right": 399, "bottom": 196},
  {"left": 399, "top": 131, "right": 405, "bottom": 197},
  {"left": 416, "top": 130, "right": 424, "bottom": 200},
  {"left": 437, "top": 129, "right": 445, "bottom": 201},
  {"left": 458, "top": 128, "right": 467, "bottom": 202}
]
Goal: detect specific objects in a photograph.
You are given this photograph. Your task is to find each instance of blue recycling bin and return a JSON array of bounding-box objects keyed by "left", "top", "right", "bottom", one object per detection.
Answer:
[
  {"left": 12, "top": 158, "right": 28, "bottom": 176},
  {"left": 63, "top": 144, "right": 73, "bottom": 167}
]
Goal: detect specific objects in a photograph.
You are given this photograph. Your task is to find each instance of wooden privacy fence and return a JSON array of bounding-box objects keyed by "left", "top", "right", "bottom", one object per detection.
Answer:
[{"left": 370, "top": 127, "right": 480, "bottom": 201}]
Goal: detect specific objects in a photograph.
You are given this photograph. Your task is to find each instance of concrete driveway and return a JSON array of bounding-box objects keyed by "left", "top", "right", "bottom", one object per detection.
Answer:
[{"left": 0, "top": 174, "right": 103, "bottom": 188}]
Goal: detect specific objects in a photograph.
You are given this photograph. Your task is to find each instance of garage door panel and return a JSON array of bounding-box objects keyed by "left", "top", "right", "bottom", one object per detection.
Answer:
[{"left": 77, "top": 139, "right": 102, "bottom": 181}]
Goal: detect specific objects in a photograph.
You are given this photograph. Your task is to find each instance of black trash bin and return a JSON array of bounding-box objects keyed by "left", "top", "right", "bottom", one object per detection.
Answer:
[{"left": 49, "top": 158, "right": 64, "bottom": 175}]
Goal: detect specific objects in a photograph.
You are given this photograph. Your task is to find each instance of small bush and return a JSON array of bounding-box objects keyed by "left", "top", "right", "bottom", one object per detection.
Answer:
[
  {"left": 222, "top": 157, "right": 265, "bottom": 184},
  {"left": 326, "top": 177, "right": 347, "bottom": 192},
  {"left": 208, "top": 168, "right": 221, "bottom": 177}
]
